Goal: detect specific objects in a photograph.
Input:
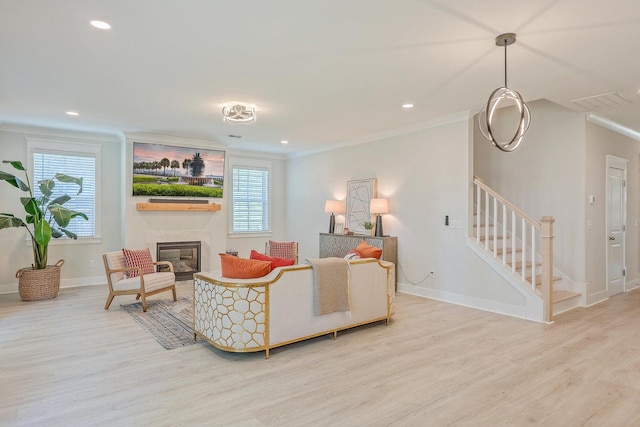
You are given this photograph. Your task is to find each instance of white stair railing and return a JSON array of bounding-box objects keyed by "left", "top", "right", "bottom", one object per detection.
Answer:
[{"left": 474, "top": 177, "right": 555, "bottom": 322}]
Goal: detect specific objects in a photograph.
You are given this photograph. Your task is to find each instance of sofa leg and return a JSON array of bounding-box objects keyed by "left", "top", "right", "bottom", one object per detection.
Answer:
[{"left": 172, "top": 286, "right": 177, "bottom": 301}]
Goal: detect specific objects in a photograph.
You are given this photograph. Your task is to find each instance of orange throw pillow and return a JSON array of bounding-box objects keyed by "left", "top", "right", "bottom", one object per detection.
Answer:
[
  {"left": 250, "top": 250, "right": 295, "bottom": 270},
  {"left": 219, "top": 254, "right": 271, "bottom": 279},
  {"left": 355, "top": 240, "right": 383, "bottom": 259}
]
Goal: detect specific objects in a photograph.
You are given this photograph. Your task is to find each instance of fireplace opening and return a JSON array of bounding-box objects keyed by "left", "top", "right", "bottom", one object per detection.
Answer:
[{"left": 156, "top": 241, "right": 201, "bottom": 281}]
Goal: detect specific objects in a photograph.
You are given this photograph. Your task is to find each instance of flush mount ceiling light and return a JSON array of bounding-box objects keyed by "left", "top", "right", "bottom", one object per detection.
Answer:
[
  {"left": 478, "top": 33, "right": 530, "bottom": 152},
  {"left": 90, "top": 20, "right": 111, "bottom": 30},
  {"left": 222, "top": 103, "right": 256, "bottom": 124}
]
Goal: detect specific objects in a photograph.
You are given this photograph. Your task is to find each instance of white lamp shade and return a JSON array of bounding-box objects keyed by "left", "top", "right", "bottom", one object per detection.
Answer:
[
  {"left": 369, "top": 198, "right": 389, "bottom": 215},
  {"left": 324, "top": 200, "right": 345, "bottom": 214}
]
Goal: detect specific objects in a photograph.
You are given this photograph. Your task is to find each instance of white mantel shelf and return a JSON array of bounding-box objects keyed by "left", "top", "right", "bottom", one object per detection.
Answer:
[{"left": 136, "top": 202, "right": 221, "bottom": 212}]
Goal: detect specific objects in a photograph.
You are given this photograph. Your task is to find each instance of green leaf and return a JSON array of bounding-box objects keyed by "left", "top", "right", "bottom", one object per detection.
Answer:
[
  {"left": 55, "top": 174, "right": 83, "bottom": 195},
  {"left": 33, "top": 219, "right": 52, "bottom": 247},
  {"left": 51, "top": 228, "right": 64, "bottom": 238},
  {"left": 39, "top": 179, "right": 55, "bottom": 198},
  {"left": 2, "top": 160, "right": 26, "bottom": 171},
  {"left": 60, "top": 228, "right": 78, "bottom": 240},
  {"left": 48, "top": 204, "right": 88, "bottom": 228},
  {"left": 0, "top": 171, "right": 29, "bottom": 191},
  {"left": 49, "top": 194, "right": 71, "bottom": 206},
  {"left": 20, "top": 197, "right": 41, "bottom": 219},
  {"left": 0, "top": 213, "right": 26, "bottom": 229}
]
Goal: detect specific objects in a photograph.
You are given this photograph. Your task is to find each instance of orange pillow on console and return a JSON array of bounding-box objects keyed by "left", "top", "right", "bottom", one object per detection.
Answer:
[
  {"left": 250, "top": 250, "right": 295, "bottom": 270},
  {"left": 355, "top": 241, "right": 383, "bottom": 259},
  {"left": 219, "top": 254, "right": 271, "bottom": 279}
]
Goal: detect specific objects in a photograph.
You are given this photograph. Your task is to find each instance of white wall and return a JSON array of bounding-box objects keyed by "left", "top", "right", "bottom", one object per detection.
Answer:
[
  {"left": 0, "top": 128, "right": 288, "bottom": 293},
  {"left": 0, "top": 125, "right": 123, "bottom": 292},
  {"left": 585, "top": 122, "right": 640, "bottom": 303},
  {"left": 474, "top": 99, "right": 587, "bottom": 283},
  {"left": 286, "top": 113, "right": 529, "bottom": 318},
  {"left": 122, "top": 133, "right": 288, "bottom": 274}
]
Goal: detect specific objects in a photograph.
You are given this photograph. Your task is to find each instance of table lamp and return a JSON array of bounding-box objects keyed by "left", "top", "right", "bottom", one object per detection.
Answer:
[
  {"left": 369, "top": 198, "right": 389, "bottom": 237},
  {"left": 324, "top": 200, "right": 344, "bottom": 233}
]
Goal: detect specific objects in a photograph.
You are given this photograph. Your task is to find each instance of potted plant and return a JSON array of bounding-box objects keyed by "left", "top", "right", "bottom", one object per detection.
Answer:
[
  {"left": 0, "top": 160, "right": 88, "bottom": 301},
  {"left": 363, "top": 220, "right": 375, "bottom": 236}
]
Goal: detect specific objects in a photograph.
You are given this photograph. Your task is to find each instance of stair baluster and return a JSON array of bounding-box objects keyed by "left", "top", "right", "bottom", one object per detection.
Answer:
[{"left": 473, "top": 177, "right": 555, "bottom": 322}]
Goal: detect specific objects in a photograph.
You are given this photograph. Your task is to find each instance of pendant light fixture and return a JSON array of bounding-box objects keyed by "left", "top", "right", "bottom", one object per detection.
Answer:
[{"left": 478, "top": 33, "right": 530, "bottom": 152}]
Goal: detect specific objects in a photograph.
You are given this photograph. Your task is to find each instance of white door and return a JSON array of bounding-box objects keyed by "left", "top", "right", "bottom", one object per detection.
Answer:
[{"left": 606, "top": 156, "right": 627, "bottom": 296}]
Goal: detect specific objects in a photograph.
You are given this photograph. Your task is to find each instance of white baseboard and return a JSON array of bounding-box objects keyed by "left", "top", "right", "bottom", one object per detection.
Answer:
[
  {"left": 0, "top": 275, "right": 105, "bottom": 295},
  {"left": 397, "top": 282, "right": 545, "bottom": 323}
]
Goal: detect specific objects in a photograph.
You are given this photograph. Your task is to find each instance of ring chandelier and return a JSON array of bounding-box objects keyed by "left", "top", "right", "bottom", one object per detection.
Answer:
[{"left": 478, "top": 33, "right": 530, "bottom": 152}]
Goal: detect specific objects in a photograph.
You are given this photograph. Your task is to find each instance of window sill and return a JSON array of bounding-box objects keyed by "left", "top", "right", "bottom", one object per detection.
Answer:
[
  {"left": 228, "top": 232, "right": 272, "bottom": 239},
  {"left": 26, "top": 236, "right": 103, "bottom": 246}
]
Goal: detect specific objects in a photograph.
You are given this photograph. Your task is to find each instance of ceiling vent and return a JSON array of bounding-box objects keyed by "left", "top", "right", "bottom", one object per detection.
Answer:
[{"left": 570, "top": 92, "right": 631, "bottom": 111}]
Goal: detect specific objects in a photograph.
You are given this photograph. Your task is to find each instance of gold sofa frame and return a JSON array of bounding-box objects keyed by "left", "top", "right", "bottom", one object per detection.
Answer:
[{"left": 193, "top": 259, "right": 395, "bottom": 358}]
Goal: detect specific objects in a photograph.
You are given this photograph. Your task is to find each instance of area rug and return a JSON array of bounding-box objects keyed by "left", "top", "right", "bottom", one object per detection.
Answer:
[{"left": 120, "top": 297, "right": 195, "bottom": 350}]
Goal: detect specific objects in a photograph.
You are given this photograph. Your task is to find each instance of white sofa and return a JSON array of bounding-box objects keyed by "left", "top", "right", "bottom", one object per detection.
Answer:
[{"left": 193, "top": 258, "right": 395, "bottom": 357}]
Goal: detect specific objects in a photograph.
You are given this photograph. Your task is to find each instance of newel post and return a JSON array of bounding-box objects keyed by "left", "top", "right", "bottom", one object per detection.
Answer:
[{"left": 540, "top": 216, "right": 555, "bottom": 322}]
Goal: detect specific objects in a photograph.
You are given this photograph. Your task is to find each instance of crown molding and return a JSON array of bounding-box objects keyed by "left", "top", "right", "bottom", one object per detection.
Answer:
[
  {"left": 0, "top": 122, "right": 120, "bottom": 143},
  {"left": 586, "top": 113, "right": 640, "bottom": 141},
  {"left": 288, "top": 110, "right": 471, "bottom": 159}
]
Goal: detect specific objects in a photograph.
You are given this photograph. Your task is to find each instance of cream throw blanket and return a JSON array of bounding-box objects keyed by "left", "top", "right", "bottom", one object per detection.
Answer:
[{"left": 306, "top": 257, "right": 350, "bottom": 315}]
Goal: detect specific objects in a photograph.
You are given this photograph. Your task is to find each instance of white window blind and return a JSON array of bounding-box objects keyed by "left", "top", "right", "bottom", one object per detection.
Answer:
[
  {"left": 232, "top": 166, "right": 270, "bottom": 233},
  {"left": 28, "top": 139, "right": 100, "bottom": 240}
]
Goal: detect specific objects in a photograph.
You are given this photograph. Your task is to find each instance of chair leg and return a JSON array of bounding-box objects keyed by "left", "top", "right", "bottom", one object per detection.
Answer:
[
  {"left": 141, "top": 295, "right": 148, "bottom": 312},
  {"left": 104, "top": 293, "right": 115, "bottom": 310},
  {"left": 135, "top": 294, "right": 141, "bottom": 300},
  {"left": 172, "top": 286, "right": 177, "bottom": 301}
]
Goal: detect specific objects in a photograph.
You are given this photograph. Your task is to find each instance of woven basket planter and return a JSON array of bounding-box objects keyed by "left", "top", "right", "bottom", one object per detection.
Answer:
[{"left": 16, "top": 259, "right": 65, "bottom": 301}]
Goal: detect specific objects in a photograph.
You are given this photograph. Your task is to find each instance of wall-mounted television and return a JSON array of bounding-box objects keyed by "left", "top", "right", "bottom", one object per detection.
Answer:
[{"left": 132, "top": 142, "right": 225, "bottom": 198}]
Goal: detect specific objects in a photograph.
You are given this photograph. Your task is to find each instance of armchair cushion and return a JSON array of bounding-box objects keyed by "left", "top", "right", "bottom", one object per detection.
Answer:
[
  {"left": 122, "top": 248, "right": 155, "bottom": 278},
  {"left": 219, "top": 254, "right": 271, "bottom": 279},
  {"left": 250, "top": 250, "right": 295, "bottom": 270},
  {"left": 112, "top": 272, "right": 176, "bottom": 292}
]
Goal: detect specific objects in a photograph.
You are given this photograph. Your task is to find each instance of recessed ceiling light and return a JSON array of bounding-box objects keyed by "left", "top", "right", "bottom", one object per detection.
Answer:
[
  {"left": 281, "top": 140, "right": 288, "bottom": 144},
  {"left": 66, "top": 111, "right": 79, "bottom": 116},
  {"left": 402, "top": 103, "right": 414, "bottom": 109},
  {"left": 90, "top": 20, "right": 111, "bottom": 30}
]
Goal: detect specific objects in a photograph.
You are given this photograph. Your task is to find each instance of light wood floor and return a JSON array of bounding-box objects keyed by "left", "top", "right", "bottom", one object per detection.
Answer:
[{"left": 2, "top": 283, "right": 640, "bottom": 427}]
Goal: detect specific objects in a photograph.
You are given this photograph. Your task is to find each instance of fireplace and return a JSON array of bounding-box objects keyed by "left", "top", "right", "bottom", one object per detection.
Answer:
[{"left": 156, "top": 241, "right": 201, "bottom": 281}]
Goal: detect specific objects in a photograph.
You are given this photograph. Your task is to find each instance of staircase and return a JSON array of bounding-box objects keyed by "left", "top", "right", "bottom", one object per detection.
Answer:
[{"left": 471, "top": 177, "right": 581, "bottom": 322}]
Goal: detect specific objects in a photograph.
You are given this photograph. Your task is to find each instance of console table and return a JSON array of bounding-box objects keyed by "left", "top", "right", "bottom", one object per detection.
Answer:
[{"left": 319, "top": 233, "right": 397, "bottom": 287}]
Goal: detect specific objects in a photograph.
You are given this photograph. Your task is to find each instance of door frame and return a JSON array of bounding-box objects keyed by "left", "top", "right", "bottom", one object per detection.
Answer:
[{"left": 605, "top": 155, "right": 628, "bottom": 295}]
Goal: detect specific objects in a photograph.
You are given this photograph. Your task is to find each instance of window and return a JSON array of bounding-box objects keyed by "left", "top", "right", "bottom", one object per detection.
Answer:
[
  {"left": 27, "top": 138, "right": 101, "bottom": 241},
  {"left": 230, "top": 158, "right": 271, "bottom": 234}
]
